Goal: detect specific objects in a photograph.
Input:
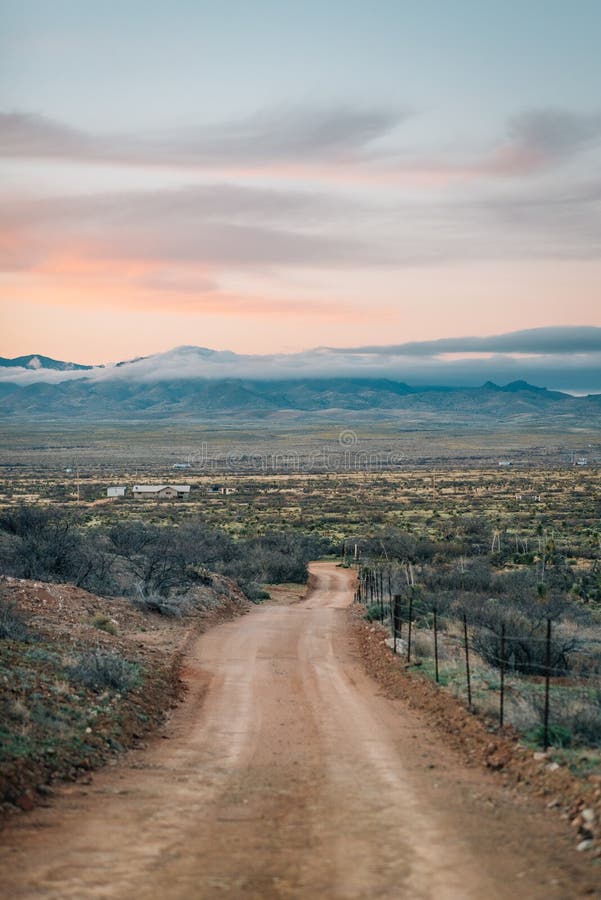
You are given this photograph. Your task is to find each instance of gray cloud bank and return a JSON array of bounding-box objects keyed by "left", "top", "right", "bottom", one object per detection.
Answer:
[
  {"left": 3, "top": 103, "right": 601, "bottom": 275},
  {"left": 1, "top": 328, "right": 600, "bottom": 394},
  {"left": 332, "top": 327, "right": 601, "bottom": 356},
  {"left": 0, "top": 105, "right": 601, "bottom": 176},
  {"left": 2, "top": 105, "right": 601, "bottom": 177},
  {"left": 0, "top": 107, "right": 407, "bottom": 168},
  {"left": 2, "top": 171, "right": 601, "bottom": 273}
]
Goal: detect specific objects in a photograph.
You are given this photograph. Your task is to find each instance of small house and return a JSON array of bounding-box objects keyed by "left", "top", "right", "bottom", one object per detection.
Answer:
[{"left": 133, "top": 484, "right": 191, "bottom": 500}]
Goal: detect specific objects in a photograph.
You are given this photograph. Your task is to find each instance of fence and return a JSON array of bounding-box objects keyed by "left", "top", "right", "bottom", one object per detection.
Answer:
[{"left": 355, "top": 564, "right": 601, "bottom": 752}]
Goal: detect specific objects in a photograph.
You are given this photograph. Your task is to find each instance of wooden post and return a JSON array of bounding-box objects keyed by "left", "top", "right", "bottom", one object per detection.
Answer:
[
  {"left": 463, "top": 613, "right": 472, "bottom": 709},
  {"left": 499, "top": 623, "right": 506, "bottom": 727},
  {"left": 433, "top": 607, "right": 439, "bottom": 684},
  {"left": 407, "top": 590, "right": 413, "bottom": 663},
  {"left": 543, "top": 618, "right": 552, "bottom": 751}
]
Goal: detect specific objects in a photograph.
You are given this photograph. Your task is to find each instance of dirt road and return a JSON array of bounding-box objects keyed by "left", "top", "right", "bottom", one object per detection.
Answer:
[{"left": 0, "top": 563, "right": 595, "bottom": 899}]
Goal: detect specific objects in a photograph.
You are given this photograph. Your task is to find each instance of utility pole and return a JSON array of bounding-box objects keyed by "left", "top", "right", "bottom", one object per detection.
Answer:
[{"left": 74, "top": 457, "right": 81, "bottom": 504}]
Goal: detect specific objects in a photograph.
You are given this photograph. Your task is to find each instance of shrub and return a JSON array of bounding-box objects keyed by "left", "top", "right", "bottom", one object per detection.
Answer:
[
  {"left": 184, "top": 564, "right": 213, "bottom": 585},
  {"left": 68, "top": 650, "right": 140, "bottom": 693},
  {"left": 132, "top": 587, "right": 191, "bottom": 618},
  {"left": 411, "top": 630, "right": 449, "bottom": 661},
  {"left": 411, "top": 630, "right": 434, "bottom": 659},
  {"left": 0, "top": 598, "right": 31, "bottom": 642},
  {"left": 364, "top": 603, "right": 382, "bottom": 622},
  {"left": 548, "top": 690, "right": 601, "bottom": 747},
  {"left": 526, "top": 723, "right": 573, "bottom": 749},
  {"left": 569, "top": 699, "right": 601, "bottom": 747},
  {"left": 461, "top": 597, "right": 581, "bottom": 676},
  {"left": 91, "top": 614, "right": 118, "bottom": 635},
  {"left": 240, "top": 581, "right": 270, "bottom": 603}
]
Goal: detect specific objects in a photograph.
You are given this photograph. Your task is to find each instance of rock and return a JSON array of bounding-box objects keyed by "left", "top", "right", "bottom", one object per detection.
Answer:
[
  {"left": 582, "top": 808, "right": 595, "bottom": 825},
  {"left": 533, "top": 751, "right": 548, "bottom": 761},
  {"left": 545, "top": 762, "right": 560, "bottom": 773},
  {"left": 576, "top": 840, "right": 594, "bottom": 852},
  {"left": 16, "top": 793, "right": 34, "bottom": 811},
  {"left": 36, "top": 784, "right": 54, "bottom": 796}
]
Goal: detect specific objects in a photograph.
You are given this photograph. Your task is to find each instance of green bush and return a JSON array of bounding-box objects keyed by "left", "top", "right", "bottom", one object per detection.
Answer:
[
  {"left": 364, "top": 603, "right": 382, "bottom": 622},
  {"left": 526, "top": 723, "right": 573, "bottom": 748}
]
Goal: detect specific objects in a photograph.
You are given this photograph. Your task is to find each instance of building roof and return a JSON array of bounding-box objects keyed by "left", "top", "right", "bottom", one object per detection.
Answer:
[{"left": 133, "top": 484, "right": 191, "bottom": 493}]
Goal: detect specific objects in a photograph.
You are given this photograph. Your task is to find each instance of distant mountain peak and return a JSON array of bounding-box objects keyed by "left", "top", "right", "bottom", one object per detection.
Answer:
[
  {"left": 501, "top": 380, "right": 547, "bottom": 393},
  {"left": 0, "top": 353, "right": 91, "bottom": 371}
]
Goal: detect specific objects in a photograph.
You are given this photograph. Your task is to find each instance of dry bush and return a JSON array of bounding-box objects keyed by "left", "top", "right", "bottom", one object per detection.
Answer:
[
  {"left": 68, "top": 649, "right": 140, "bottom": 693},
  {"left": 0, "top": 596, "right": 31, "bottom": 642},
  {"left": 131, "top": 587, "right": 191, "bottom": 618},
  {"left": 91, "top": 613, "right": 118, "bottom": 635}
]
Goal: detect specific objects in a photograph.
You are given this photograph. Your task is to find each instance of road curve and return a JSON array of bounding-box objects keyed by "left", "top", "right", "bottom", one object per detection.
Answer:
[{"left": 0, "top": 562, "right": 589, "bottom": 899}]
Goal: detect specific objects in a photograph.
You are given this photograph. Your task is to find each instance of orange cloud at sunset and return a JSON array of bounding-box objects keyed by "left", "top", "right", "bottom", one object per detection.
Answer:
[{"left": 2, "top": 254, "right": 600, "bottom": 365}]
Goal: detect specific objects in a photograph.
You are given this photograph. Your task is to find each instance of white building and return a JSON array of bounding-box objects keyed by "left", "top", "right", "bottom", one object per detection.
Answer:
[{"left": 107, "top": 486, "right": 127, "bottom": 498}]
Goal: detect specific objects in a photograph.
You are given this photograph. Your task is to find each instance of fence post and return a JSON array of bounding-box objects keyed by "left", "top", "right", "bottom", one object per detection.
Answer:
[
  {"left": 433, "top": 607, "right": 439, "bottom": 684},
  {"left": 397, "top": 592, "right": 403, "bottom": 638},
  {"left": 463, "top": 613, "right": 472, "bottom": 710},
  {"left": 543, "top": 618, "right": 552, "bottom": 751},
  {"left": 407, "top": 590, "right": 413, "bottom": 663},
  {"left": 392, "top": 595, "right": 398, "bottom": 653},
  {"left": 499, "top": 623, "right": 505, "bottom": 728}
]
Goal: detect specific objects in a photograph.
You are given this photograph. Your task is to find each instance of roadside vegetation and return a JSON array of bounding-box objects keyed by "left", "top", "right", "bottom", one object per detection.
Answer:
[
  {"left": 0, "top": 462, "right": 598, "bottom": 809},
  {"left": 355, "top": 517, "right": 601, "bottom": 752},
  {"left": 0, "top": 582, "right": 184, "bottom": 812},
  {"left": 0, "top": 505, "right": 330, "bottom": 603}
]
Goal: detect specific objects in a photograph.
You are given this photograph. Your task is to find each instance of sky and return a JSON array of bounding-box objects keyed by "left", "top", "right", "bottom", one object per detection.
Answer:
[{"left": 1, "top": 0, "right": 600, "bottom": 368}]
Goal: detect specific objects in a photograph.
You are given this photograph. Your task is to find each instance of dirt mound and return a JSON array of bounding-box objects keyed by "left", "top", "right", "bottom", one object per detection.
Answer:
[{"left": 0, "top": 574, "right": 249, "bottom": 820}]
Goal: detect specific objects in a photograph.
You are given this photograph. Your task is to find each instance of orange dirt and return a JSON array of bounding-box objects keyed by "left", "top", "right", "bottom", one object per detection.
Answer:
[{"left": 0, "top": 562, "right": 598, "bottom": 899}]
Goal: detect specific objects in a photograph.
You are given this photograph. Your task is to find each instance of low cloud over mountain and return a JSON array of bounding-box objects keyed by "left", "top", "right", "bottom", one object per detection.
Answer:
[{"left": 1, "top": 327, "right": 600, "bottom": 395}]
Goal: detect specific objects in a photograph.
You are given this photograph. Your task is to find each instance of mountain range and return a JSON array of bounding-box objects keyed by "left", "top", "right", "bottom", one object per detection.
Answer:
[{"left": 0, "top": 348, "right": 600, "bottom": 427}]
